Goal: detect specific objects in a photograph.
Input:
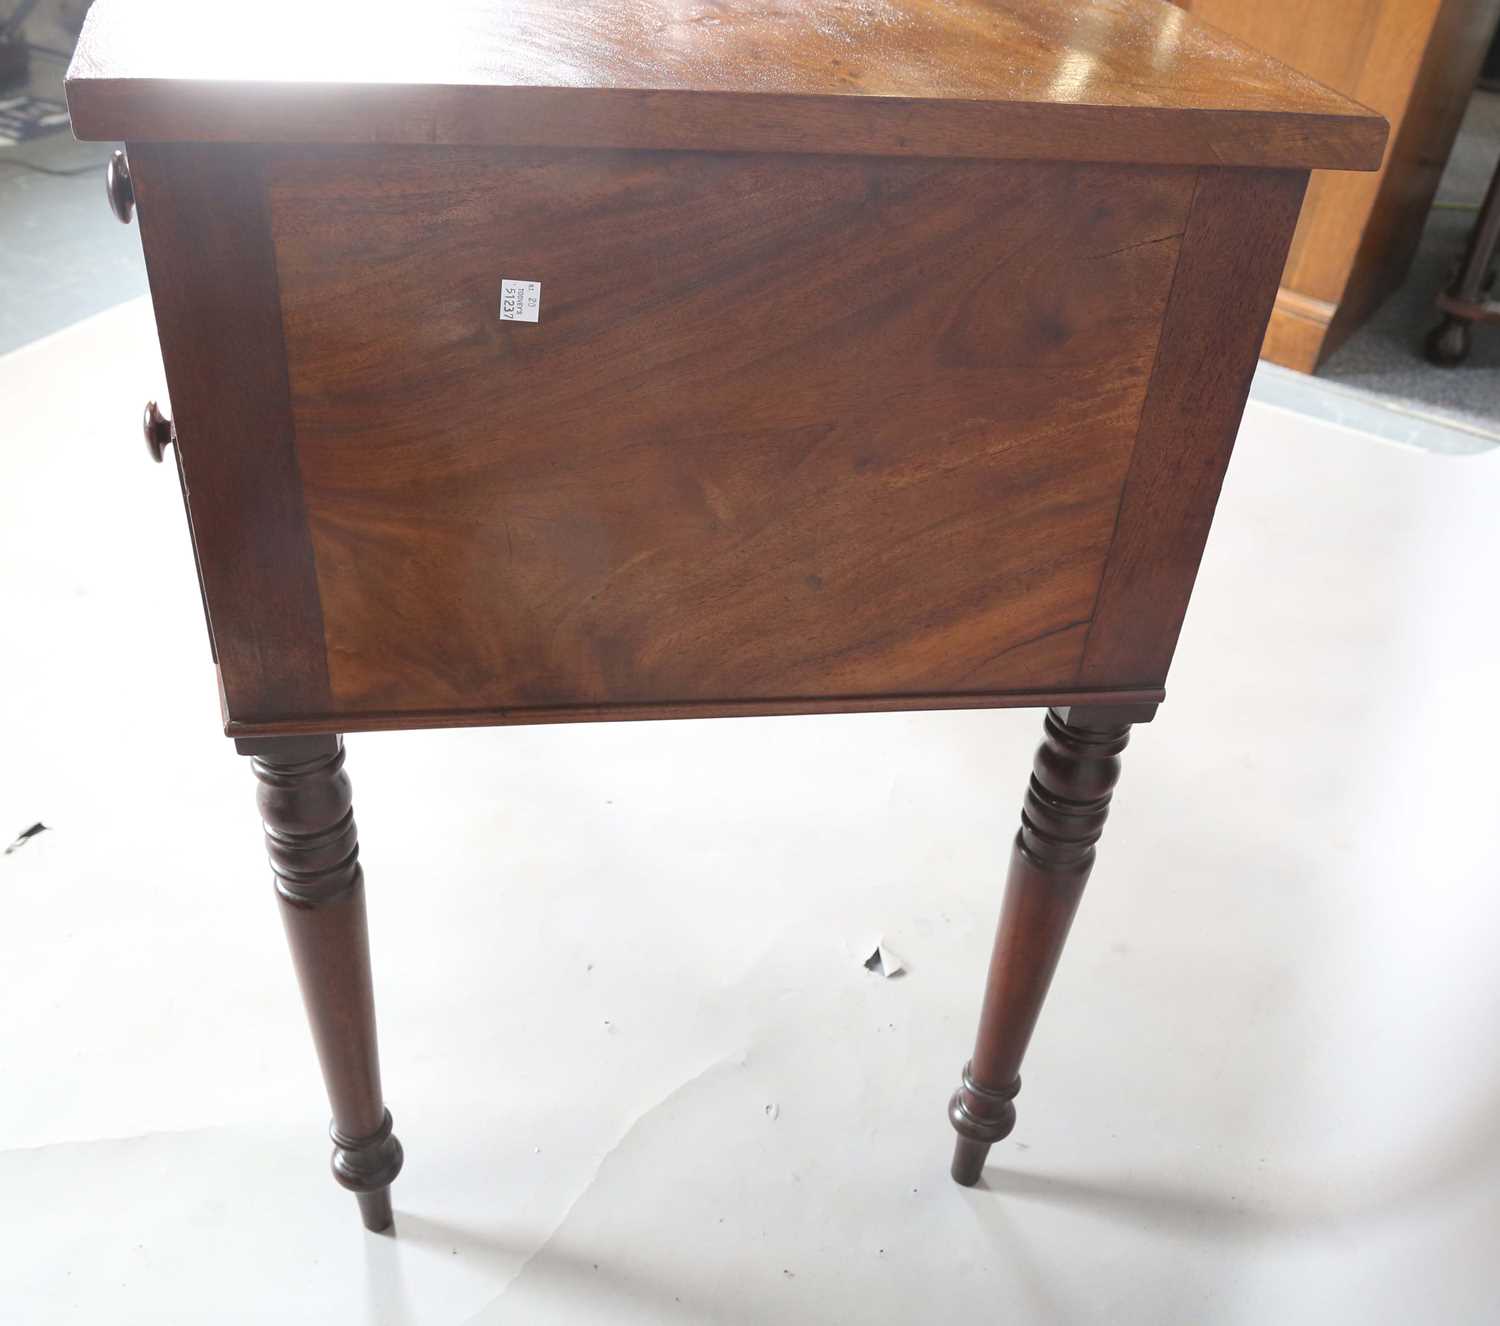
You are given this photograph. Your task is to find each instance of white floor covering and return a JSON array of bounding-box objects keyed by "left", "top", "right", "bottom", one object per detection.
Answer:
[{"left": 3, "top": 298, "right": 1499, "bottom": 1324}]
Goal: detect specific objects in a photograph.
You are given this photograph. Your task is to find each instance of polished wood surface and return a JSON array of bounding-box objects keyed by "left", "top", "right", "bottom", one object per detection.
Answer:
[
  {"left": 253, "top": 735, "right": 404, "bottom": 1232},
  {"left": 67, "top": 0, "right": 1385, "bottom": 168},
  {"left": 220, "top": 690, "right": 1170, "bottom": 739},
  {"left": 104, "top": 146, "right": 133, "bottom": 223},
  {"left": 1181, "top": 0, "right": 1500, "bottom": 370},
  {"left": 272, "top": 148, "right": 1189, "bottom": 719},
  {"left": 949, "top": 705, "right": 1136, "bottom": 1186},
  {"left": 111, "top": 143, "right": 1316, "bottom": 737},
  {"left": 127, "top": 142, "right": 331, "bottom": 724},
  {"left": 1078, "top": 167, "right": 1307, "bottom": 686},
  {"left": 141, "top": 399, "right": 172, "bottom": 463}
]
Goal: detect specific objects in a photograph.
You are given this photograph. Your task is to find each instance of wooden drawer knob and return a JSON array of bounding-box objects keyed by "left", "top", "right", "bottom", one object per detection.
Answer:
[
  {"left": 143, "top": 401, "right": 174, "bottom": 462},
  {"left": 106, "top": 149, "right": 134, "bottom": 224}
]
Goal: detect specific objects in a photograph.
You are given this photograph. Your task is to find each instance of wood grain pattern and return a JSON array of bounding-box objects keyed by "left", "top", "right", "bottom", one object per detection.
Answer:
[
  {"left": 1077, "top": 168, "right": 1308, "bottom": 688},
  {"left": 66, "top": 0, "right": 1386, "bottom": 169},
  {"left": 268, "top": 147, "right": 1193, "bottom": 721},
  {"left": 949, "top": 706, "right": 1134, "bottom": 1186},
  {"left": 252, "top": 735, "right": 403, "bottom": 1232},
  {"left": 128, "top": 142, "right": 331, "bottom": 721},
  {"left": 220, "top": 687, "right": 1169, "bottom": 741}
]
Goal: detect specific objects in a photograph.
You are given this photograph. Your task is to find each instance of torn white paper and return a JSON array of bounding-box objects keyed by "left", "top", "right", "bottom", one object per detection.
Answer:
[{"left": 863, "top": 942, "right": 906, "bottom": 979}]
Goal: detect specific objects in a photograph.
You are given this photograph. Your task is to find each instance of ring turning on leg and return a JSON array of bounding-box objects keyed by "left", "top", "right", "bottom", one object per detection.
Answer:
[
  {"left": 247, "top": 734, "right": 405, "bottom": 1232},
  {"left": 947, "top": 706, "right": 1138, "bottom": 1186}
]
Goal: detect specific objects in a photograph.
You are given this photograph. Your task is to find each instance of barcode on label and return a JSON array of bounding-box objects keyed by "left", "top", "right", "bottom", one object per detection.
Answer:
[{"left": 499, "top": 279, "right": 541, "bottom": 323}]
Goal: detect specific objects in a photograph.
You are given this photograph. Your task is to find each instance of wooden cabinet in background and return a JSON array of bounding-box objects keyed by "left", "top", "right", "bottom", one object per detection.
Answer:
[{"left": 1178, "top": 0, "right": 1500, "bottom": 371}]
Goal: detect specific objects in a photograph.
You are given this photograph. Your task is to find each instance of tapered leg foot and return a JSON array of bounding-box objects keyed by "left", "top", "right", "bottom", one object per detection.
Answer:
[
  {"left": 948, "top": 1063, "right": 1019, "bottom": 1184},
  {"left": 947, "top": 706, "right": 1142, "bottom": 1185},
  {"left": 950, "top": 1136, "right": 991, "bottom": 1187},
  {"left": 357, "top": 1189, "right": 395, "bottom": 1234},
  {"left": 1425, "top": 315, "right": 1472, "bottom": 366},
  {"left": 245, "top": 734, "right": 405, "bottom": 1231},
  {"left": 334, "top": 1108, "right": 404, "bottom": 1232}
]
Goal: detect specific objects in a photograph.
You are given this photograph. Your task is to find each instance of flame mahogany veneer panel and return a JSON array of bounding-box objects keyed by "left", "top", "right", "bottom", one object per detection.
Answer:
[{"left": 267, "top": 148, "right": 1193, "bottom": 717}]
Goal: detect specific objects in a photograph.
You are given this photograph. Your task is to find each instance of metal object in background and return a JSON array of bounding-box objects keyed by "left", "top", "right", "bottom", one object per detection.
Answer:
[{"left": 1426, "top": 149, "right": 1500, "bottom": 365}]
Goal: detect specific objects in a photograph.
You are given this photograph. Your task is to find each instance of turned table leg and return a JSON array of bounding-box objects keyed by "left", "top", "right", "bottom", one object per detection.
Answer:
[
  {"left": 948, "top": 705, "right": 1141, "bottom": 1186},
  {"left": 242, "top": 734, "right": 404, "bottom": 1232}
]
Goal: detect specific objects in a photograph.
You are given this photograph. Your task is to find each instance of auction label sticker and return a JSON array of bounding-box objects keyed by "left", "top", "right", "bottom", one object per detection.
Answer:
[{"left": 499, "top": 279, "right": 541, "bottom": 323}]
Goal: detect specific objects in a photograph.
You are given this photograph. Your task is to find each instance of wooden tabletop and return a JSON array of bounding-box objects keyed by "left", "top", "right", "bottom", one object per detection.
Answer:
[{"left": 68, "top": 0, "right": 1385, "bottom": 169}]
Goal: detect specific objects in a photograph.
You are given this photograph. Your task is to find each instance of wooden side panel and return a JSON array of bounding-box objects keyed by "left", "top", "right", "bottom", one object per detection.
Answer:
[
  {"left": 1077, "top": 168, "right": 1308, "bottom": 689},
  {"left": 130, "top": 143, "right": 331, "bottom": 721},
  {"left": 268, "top": 148, "right": 1194, "bottom": 722}
]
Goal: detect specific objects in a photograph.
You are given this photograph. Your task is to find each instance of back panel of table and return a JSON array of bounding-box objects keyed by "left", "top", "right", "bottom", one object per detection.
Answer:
[{"left": 129, "top": 144, "right": 1302, "bottom": 734}]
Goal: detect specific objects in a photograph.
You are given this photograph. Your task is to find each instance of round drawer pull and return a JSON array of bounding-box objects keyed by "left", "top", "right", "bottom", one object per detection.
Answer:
[
  {"left": 106, "top": 149, "right": 134, "bottom": 224},
  {"left": 143, "top": 401, "right": 174, "bottom": 463}
]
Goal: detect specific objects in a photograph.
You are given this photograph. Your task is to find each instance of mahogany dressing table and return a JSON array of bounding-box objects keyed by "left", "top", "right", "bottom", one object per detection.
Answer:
[{"left": 65, "top": 0, "right": 1385, "bottom": 1234}]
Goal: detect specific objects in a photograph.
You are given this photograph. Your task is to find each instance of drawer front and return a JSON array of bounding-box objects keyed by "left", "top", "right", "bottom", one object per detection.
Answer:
[{"left": 265, "top": 148, "right": 1191, "bottom": 717}]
